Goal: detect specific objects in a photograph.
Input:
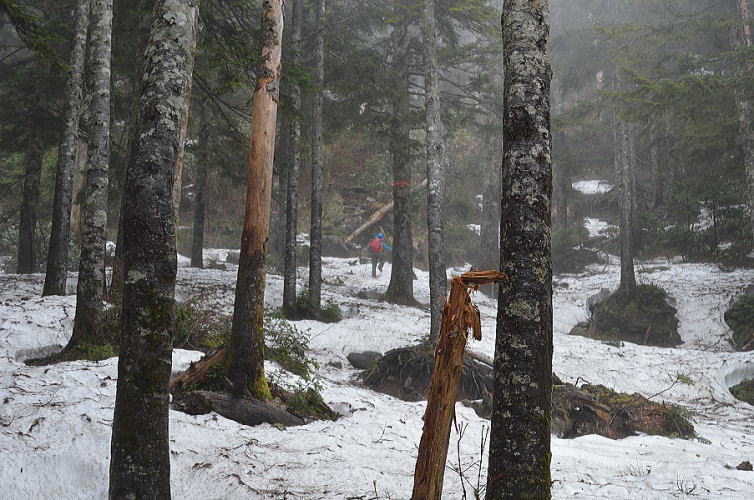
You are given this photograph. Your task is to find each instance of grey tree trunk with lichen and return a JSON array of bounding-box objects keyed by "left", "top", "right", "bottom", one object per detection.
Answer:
[
  {"left": 486, "top": 0, "right": 553, "bottom": 498},
  {"left": 227, "top": 0, "right": 283, "bottom": 400},
  {"left": 422, "top": 0, "right": 447, "bottom": 344},
  {"left": 43, "top": 0, "right": 90, "bottom": 296},
  {"left": 108, "top": 1, "right": 199, "bottom": 498},
  {"left": 615, "top": 116, "right": 637, "bottom": 293},
  {"left": 283, "top": 0, "right": 303, "bottom": 313},
  {"left": 191, "top": 106, "right": 208, "bottom": 268},
  {"left": 731, "top": 0, "right": 754, "bottom": 242},
  {"left": 308, "top": 0, "right": 325, "bottom": 310},
  {"left": 68, "top": 0, "right": 113, "bottom": 349},
  {"left": 17, "top": 136, "right": 43, "bottom": 274},
  {"left": 385, "top": 23, "right": 415, "bottom": 305}
]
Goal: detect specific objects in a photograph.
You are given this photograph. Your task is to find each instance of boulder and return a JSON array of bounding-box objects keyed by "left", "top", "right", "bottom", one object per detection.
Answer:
[{"left": 347, "top": 351, "right": 382, "bottom": 370}]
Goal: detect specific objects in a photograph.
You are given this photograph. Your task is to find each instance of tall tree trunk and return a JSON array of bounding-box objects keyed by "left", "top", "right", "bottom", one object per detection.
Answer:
[
  {"left": 615, "top": 117, "right": 637, "bottom": 293},
  {"left": 191, "top": 106, "right": 208, "bottom": 268},
  {"left": 478, "top": 134, "right": 501, "bottom": 297},
  {"left": 69, "top": 137, "right": 88, "bottom": 238},
  {"left": 17, "top": 136, "right": 44, "bottom": 274},
  {"left": 385, "top": 24, "right": 415, "bottom": 305},
  {"left": 554, "top": 161, "right": 569, "bottom": 229},
  {"left": 283, "top": 0, "right": 303, "bottom": 313},
  {"left": 227, "top": 0, "right": 283, "bottom": 400},
  {"left": 108, "top": 2, "right": 199, "bottom": 497},
  {"left": 108, "top": 0, "right": 153, "bottom": 304},
  {"left": 67, "top": 0, "right": 113, "bottom": 349},
  {"left": 43, "top": 0, "right": 90, "bottom": 295},
  {"left": 308, "top": 0, "right": 325, "bottom": 309},
  {"left": 732, "top": 0, "right": 754, "bottom": 241},
  {"left": 422, "top": 0, "right": 447, "bottom": 345},
  {"left": 486, "top": 0, "right": 553, "bottom": 497}
]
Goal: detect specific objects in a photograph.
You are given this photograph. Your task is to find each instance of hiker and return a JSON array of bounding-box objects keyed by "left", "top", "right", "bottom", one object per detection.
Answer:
[{"left": 368, "top": 233, "right": 392, "bottom": 277}]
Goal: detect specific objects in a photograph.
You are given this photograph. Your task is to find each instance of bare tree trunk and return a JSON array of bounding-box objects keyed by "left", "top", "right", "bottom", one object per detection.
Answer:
[
  {"left": 108, "top": 0, "right": 153, "bottom": 304},
  {"left": 191, "top": 106, "right": 208, "bottom": 268},
  {"left": 43, "top": 0, "right": 90, "bottom": 295},
  {"left": 732, "top": 0, "right": 754, "bottom": 241},
  {"left": 385, "top": 24, "right": 415, "bottom": 305},
  {"left": 70, "top": 138, "right": 88, "bottom": 238},
  {"left": 283, "top": 0, "right": 303, "bottom": 313},
  {"left": 109, "top": 2, "right": 199, "bottom": 497},
  {"left": 478, "top": 133, "right": 501, "bottom": 296},
  {"left": 68, "top": 0, "right": 113, "bottom": 349},
  {"left": 17, "top": 136, "right": 44, "bottom": 274},
  {"left": 308, "top": 0, "right": 325, "bottom": 310},
  {"left": 412, "top": 271, "right": 505, "bottom": 500},
  {"left": 227, "top": 0, "right": 283, "bottom": 400},
  {"left": 486, "top": 0, "right": 553, "bottom": 497},
  {"left": 615, "top": 116, "right": 637, "bottom": 293},
  {"left": 422, "top": 0, "right": 447, "bottom": 345}
]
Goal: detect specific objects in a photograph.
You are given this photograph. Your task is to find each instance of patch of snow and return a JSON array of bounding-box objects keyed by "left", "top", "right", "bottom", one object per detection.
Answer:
[
  {"left": 572, "top": 180, "right": 613, "bottom": 195},
  {"left": 2, "top": 257, "right": 754, "bottom": 498},
  {"left": 583, "top": 217, "right": 614, "bottom": 238},
  {"left": 467, "top": 224, "right": 481, "bottom": 235}
]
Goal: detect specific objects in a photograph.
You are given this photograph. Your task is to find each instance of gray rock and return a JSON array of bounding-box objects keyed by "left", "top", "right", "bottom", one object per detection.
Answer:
[
  {"left": 587, "top": 288, "right": 612, "bottom": 312},
  {"left": 347, "top": 351, "right": 382, "bottom": 370}
]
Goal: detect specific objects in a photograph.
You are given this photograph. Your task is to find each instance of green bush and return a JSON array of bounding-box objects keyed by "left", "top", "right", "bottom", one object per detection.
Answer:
[
  {"left": 288, "top": 288, "right": 342, "bottom": 323},
  {"left": 724, "top": 295, "right": 754, "bottom": 351},
  {"left": 586, "top": 285, "right": 681, "bottom": 347},
  {"left": 265, "top": 312, "right": 318, "bottom": 380},
  {"left": 730, "top": 378, "right": 754, "bottom": 405},
  {"left": 552, "top": 223, "right": 598, "bottom": 274}
]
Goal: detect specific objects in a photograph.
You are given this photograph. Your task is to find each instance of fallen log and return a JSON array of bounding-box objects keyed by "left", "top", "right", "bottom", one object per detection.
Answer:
[
  {"left": 344, "top": 178, "right": 428, "bottom": 245},
  {"left": 411, "top": 270, "right": 506, "bottom": 500},
  {"left": 174, "top": 390, "right": 305, "bottom": 427},
  {"left": 170, "top": 347, "right": 228, "bottom": 391}
]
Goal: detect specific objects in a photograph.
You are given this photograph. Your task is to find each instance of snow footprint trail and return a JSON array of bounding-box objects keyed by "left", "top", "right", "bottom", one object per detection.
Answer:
[{"left": 1, "top": 259, "right": 754, "bottom": 499}]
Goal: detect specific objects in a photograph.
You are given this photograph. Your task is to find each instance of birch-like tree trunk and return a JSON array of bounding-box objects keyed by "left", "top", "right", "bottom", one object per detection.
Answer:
[
  {"left": 615, "top": 116, "right": 637, "bottom": 293},
  {"left": 191, "top": 105, "right": 208, "bottom": 268},
  {"left": 283, "top": 0, "right": 303, "bottom": 313},
  {"left": 68, "top": 0, "right": 113, "bottom": 349},
  {"left": 17, "top": 136, "right": 44, "bottom": 274},
  {"left": 486, "top": 0, "right": 553, "bottom": 497},
  {"left": 385, "top": 24, "right": 415, "bottom": 305},
  {"left": 308, "top": 0, "right": 325, "bottom": 310},
  {"left": 732, "top": 0, "right": 754, "bottom": 241},
  {"left": 109, "top": 2, "right": 199, "bottom": 497},
  {"left": 227, "top": 0, "right": 283, "bottom": 400},
  {"left": 422, "top": 0, "right": 447, "bottom": 344},
  {"left": 43, "top": 0, "right": 90, "bottom": 295}
]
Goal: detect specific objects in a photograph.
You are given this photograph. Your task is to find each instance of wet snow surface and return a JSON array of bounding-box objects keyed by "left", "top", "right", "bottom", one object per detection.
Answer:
[{"left": 1, "top": 256, "right": 754, "bottom": 499}]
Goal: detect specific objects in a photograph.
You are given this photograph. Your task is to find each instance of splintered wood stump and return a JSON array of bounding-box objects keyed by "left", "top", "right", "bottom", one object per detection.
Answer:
[{"left": 411, "top": 270, "right": 506, "bottom": 500}]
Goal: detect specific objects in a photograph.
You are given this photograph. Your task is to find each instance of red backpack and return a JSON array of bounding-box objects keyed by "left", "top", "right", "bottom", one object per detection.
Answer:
[{"left": 368, "top": 237, "right": 383, "bottom": 255}]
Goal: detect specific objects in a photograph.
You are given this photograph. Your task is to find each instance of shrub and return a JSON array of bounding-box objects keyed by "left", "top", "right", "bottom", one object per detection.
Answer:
[
  {"left": 724, "top": 295, "right": 754, "bottom": 351},
  {"left": 288, "top": 288, "right": 342, "bottom": 323},
  {"left": 265, "top": 312, "right": 318, "bottom": 380}
]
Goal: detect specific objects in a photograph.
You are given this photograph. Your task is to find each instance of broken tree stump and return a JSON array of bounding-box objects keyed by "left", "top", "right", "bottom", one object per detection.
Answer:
[{"left": 411, "top": 270, "right": 506, "bottom": 500}]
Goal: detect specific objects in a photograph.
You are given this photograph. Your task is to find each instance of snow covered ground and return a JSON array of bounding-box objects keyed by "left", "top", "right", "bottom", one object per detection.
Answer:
[
  {"left": 1, "top": 255, "right": 754, "bottom": 499},
  {"left": 573, "top": 180, "right": 613, "bottom": 195}
]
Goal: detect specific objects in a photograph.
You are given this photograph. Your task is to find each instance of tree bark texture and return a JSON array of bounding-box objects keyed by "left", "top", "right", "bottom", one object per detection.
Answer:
[
  {"left": 486, "top": 1, "right": 553, "bottom": 498},
  {"left": 108, "top": 1, "right": 154, "bottom": 304},
  {"left": 17, "top": 136, "right": 44, "bottom": 274},
  {"left": 191, "top": 106, "right": 209, "bottom": 268},
  {"left": 385, "top": 23, "right": 415, "bottom": 305},
  {"left": 69, "top": 0, "right": 113, "bottom": 348},
  {"left": 412, "top": 271, "right": 505, "bottom": 500},
  {"left": 227, "top": 0, "right": 283, "bottom": 400},
  {"left": 422, "top": 0, "right": 447, "bottom": 345},
  {"left": 615, "top": 117, "right": 637, "bottom": 293},
  {"left": 43, "top": 0, "right": 91, "bottom": 295},
  {"left": 308, "top": 0, "right": 325, "bottom": 309},
  {"left": 283, "top": 0, "right": 303, "bottom": 313},
  {"left": 108, "top": 2, "right": 199, "bottom": 498}
]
